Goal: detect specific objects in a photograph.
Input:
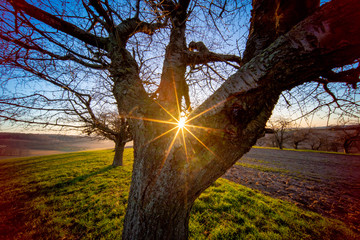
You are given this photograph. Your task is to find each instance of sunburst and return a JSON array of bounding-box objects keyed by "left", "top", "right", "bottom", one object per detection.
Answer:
[
  {"left": 119, "top": 99, "right": 225, "bottom": 164},
  {"left": 119, "top": 80, "right": 228, "bottom": 167},
  {"left": 137, "top": 101, "right": 226, "bottom": 164}
]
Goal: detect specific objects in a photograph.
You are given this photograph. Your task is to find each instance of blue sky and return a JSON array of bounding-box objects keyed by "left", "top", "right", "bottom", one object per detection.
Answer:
[{"left": 0, "top": 0, "right": 358, "bottom": 133}]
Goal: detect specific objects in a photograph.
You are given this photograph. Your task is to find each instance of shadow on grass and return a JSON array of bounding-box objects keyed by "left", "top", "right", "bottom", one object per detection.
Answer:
[
  {"left": 0, "top": 154, "right": 85, "bottom": 173},
  {"left": 52, "top": 165, "right": 115, "bottom": 190},
  {"left": 0, "top": 164, "right": 116, "bottom": 239}
]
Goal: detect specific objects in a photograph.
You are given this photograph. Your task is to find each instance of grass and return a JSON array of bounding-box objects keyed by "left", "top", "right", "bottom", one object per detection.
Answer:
[
  {"left": 235, "top": 161, "right": 290, "bottom": 174},
  {"left": 253, "top": 146, "right": 360, "bottom": 155},
  {"left": 0, "top": 149, "right": 357, "bottom": 239}
]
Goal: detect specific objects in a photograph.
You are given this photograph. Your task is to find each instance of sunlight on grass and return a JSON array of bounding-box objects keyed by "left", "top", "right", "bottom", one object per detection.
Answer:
[
  {"left": 189, "top": 179, "right": 356, "bottom": 239},
  {"left": 0, "top": 149, "right": 357, "bottom": 239},
  {"left": 235, "top": 161, "right": 290, "bottom": 174}
]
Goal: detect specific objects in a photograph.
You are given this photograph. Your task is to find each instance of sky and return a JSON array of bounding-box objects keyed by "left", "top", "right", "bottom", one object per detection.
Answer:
[{"left": 0, "top": 0, "right": 358, "bottom": 134}]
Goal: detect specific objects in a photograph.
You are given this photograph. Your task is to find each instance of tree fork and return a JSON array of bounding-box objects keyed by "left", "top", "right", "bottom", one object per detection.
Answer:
[{"left": 123, "top": 1, "right": 360, "bottom": 239}]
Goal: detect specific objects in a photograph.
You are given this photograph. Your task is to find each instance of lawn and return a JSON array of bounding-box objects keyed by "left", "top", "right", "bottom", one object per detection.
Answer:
[{"left": 0, "top": 149, "right": 357, "bottom": 239}]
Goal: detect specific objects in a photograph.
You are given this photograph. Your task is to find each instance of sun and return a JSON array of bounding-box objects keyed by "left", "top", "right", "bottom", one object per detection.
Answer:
[
  {"left": 119, "top": 96, "right": 225, "bottom": 167},
  {"left": 178, "top": 116, "right": 186, "bottom": 129}
]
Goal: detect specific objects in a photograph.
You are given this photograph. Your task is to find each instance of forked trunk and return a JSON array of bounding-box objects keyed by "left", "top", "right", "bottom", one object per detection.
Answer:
[{"left": 120, "top": 1, "right": 360, "bottom": 238}]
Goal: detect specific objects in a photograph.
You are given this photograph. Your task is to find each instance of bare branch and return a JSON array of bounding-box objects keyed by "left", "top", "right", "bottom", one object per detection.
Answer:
[
  {"left": 88, "top": 0, "right": 115, "bottom": 32},
  {"left": 321, "top": 64, "right": 360, "bottom": 89},
  {"left": 186, "top": 41, "right": 241, "bottom": 66},
  {"left": 8, "top": 0, "right": 109, "bottom": 49}
]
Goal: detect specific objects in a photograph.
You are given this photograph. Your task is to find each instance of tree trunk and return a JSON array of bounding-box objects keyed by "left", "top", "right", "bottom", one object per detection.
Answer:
[
  {"left": 121, "top": 0, "right": 360, "bottom": 239},
  {"left": 112, "top": 139, "right": 126, "bottom": 166},
  {"left": 122, "top": 183, "right": 193, "bottom": 239}
]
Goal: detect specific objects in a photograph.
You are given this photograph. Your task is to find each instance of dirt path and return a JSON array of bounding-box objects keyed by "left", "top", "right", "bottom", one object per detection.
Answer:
[{"left": 222, "top": 148, "right": 360, "bottom": 233}]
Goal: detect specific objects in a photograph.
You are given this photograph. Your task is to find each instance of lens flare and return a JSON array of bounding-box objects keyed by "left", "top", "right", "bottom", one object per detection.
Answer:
[
  {"left": 119, "top": 97, "right": 227, "bottom": 167},
  {"left": 178, "top": 117, "right": 186, "bottom": 129}
]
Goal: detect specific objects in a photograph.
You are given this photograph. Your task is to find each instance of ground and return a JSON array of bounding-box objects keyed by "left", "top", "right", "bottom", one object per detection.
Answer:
[{"left": 223, "top": 148, "right": 360, "bottom": 233}]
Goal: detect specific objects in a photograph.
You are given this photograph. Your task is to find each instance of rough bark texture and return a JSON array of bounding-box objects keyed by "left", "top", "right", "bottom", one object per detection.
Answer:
[
  {"left": 157, "top": 0, "right": 191, "bottom": 114},
  {"left": 243, "top": 0, "right": 320, "bottom": 63}
]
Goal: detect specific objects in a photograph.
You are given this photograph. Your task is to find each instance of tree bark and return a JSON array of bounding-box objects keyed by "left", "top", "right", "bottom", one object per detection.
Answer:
[
  {"left": 242, "top": 0, "right": 319, "bottom": 63},
  {"left": 122, "top": 1, "right": 360, "bottom": 239},
  {"left": 157, "top": 1, "right": 190, "bottom": 115},
  {"left": 112, "top": 138, "right": 126, "bottom": 166}
]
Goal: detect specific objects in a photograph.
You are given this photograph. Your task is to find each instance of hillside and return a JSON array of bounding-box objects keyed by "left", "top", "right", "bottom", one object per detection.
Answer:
[
  {"left": 0, "top": 133, "right": 114, "bottom": 159},
  {"left": 0, "top": 149, "right": 357, "bottom": 239}
]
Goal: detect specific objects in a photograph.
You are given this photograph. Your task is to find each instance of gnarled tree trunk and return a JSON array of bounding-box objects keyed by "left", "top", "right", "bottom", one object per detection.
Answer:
[{"left": 122, "top": 1, "right": 360, "bottom": 239}]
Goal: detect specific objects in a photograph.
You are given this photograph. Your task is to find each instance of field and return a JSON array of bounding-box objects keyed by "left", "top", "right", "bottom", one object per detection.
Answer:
[
  {"left": 0, "top": 149, "right": 358, "bottom": 239},
  {"left": 0, "top": 133, "right": 115, "bottom": 159},
  {"left": 224, "top": 147, "right": 360, "bottom": 233}
]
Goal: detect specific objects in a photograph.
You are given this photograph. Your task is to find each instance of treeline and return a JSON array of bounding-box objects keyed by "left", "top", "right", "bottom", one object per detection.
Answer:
[{"left": 256, "top": 125, "right": 360, "bottom": 154}]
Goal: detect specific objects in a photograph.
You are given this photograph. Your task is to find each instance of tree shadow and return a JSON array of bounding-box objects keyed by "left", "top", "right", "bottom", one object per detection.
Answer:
[
  {"left": 0, "top": 165, "right": 116, "bottom": 239},
  {"left": 51, "top": 165, "right": 115, "bottom": 190}
]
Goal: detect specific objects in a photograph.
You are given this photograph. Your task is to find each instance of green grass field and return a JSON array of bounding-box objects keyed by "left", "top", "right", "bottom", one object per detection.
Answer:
[{"left": 0, "top": 149, "right": 357, "bottom": 239}]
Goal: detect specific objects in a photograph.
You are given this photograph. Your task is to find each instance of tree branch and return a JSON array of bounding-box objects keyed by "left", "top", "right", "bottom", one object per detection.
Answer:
[
  {"left": 321, "top": 64, "right": 360, "bottom": 89},
  {"left": 115, "top": 17, "right": 168, "bottom": 42},
  {"left": 88, "top": 0, "right": 115, "bottom": 32},
  {"left": 0, "top": 34, "right": 105, "bottom": 69},
  {"left": 8, "top": 0, "right": 109, "bottom": 49},
  {"left": 186, "top": 41, "right": 241, "bottom": 66}
]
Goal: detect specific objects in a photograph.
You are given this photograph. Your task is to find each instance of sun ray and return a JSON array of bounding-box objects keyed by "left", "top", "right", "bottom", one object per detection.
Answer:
[
  {"left": 153, "top": 101, "right": 179, "bottom": 122},
  {"left": 182, "top": 127, "right": 189, "bottom": 209},
  {"left": 120, "top": 98, "right": 223, "bottom": 170},
  {"left": 186, "top": 98, "right": 229, "bottom": 123},
  {"left": 119, "top": 114, "right": 178, "bottom": 126},
  {"left": 160, "top": 127, "right": 181, "bottom": 169},
  {"left": 181, "top": 128, "right": 188, "bottom": 163},
  {"left": 184, "top": 126, "right": 218, "bottom": 159},
  {"left": 172, "top": 76, "right": 181, "bottom": 118},
  {"left": 184, "top": 123, "right": 224, "bottom": 133},
  {"left": 147, "top": 125, "right": 179, "bottom": 145}
]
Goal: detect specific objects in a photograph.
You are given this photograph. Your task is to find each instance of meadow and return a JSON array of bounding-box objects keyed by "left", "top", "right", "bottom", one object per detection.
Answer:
[{"left": 0, "top": 149, "right": 357, "bottom": 239}]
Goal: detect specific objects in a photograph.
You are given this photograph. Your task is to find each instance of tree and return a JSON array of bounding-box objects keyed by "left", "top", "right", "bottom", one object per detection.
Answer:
[
  {"left": 1, "top": 0, "right": 360, "bottom": 239},
  {"left": 0, "top": 1, "right": 135, "bottom": 166},
  {"left": 269, "top": 119, "right": 291, "bottom": 149},
  {"left": 291, "top": 128, "right": 310, "bottom": 149},
  {"left": 83, "top": 113, "right": 132, "bottom": 166},
  {"left": 307, "top": 130, "right": 325, "bottom": 150},
  {"left": 336, "top": 125, "right": 360, "bottom": 153}
]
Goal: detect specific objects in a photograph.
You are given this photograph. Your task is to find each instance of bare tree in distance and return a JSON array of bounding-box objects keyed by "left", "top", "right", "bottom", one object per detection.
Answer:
[
  {"left": 307, "top": 130, "right": 325, "bottom": 150},
  {"left": 332, "top": 124, "right": 360, "bottom": 154},
  {"left": 291, "top": 128, "right": 310, "bottom": 149},
  {"left": 83, "top": 112, "right": 132, "bottom": 166},
  {"left": 0, "top": 63, "right": 131, "bottom": 165},
  {"left": 268, "top": 119, "right": 292, "bottom": 150},
  {"left": 342, "top": 126, "right": 360, "bottom": 154},
  {"left": 0, "top": 0, "right": 360, "bottom": 239}
]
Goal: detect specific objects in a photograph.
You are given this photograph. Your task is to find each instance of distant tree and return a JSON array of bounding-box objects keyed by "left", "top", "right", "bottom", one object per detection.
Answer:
[
  {"left": 0, "top": 0, "right": 359, "bottom": 238},
  {"left": 269, "top": 119, "right": 292, "bottom": 150},
  {"left": 339, "top": 125, "right": 360, "bottom": 153},
  {"left": 308, "top": 131, "right": 326, "bottom": 150},
  {"left": 83, "top": 113, "right": 132, "bottom": 166},
  {"left": 291, "top": 128, "right": 310, "bottom": 149}
]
